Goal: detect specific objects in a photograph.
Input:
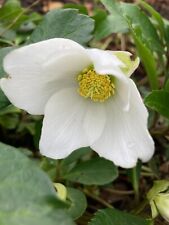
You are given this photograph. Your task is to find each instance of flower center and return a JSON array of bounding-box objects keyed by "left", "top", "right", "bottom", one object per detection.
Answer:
[{"left": 77, "top": 67, "right": 115, "bottom": 102}]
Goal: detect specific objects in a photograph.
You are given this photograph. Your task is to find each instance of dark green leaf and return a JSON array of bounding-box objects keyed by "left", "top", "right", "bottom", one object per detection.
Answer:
[
  {"left": 28, "top": 9, "right": 94, "bottom": 45},
  {"left": 144, "top": 90, "right": 169, "bottom": 119},
  {"left": 64, "top": 157, "right": 118, "bottom": 185},
  {"left": 67, "top": 188, "right": 87, "bottom": 219},
  {"left": 61, "top": 147, "right": 92, "bottom": 173},
  {"left": 164, "top": 79, "right": 169, "bottom": 91},
  {"left": 92, "top": 9, "right": 107, "bottom": 27},
  {"left": 0, "top": 47, "right": 14, "bottom": 78},
  {"left": 63, "top": 4, "right": 88, "bottom": 15},
  {"left": 0, "top": 47, "right": 14, "bottom": 109},
  {"left": 0, "top": 92, "right": 10, "bottom": 110},
  {"left": 89, "top": 208, "right": 151, "bottom": 225},
  {"left": 165, "top": 23, "right": 169, "bottom": 47},
  {"left": 0, "top": 142, "right": 75, "bottom": 225}
]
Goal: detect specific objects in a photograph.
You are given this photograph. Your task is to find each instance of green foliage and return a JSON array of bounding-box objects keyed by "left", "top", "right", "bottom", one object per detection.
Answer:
[
  {"left": 89, "top": 208, "right": 151, "bottom": 225},
  {"left": 100, "top": 0, "right": 166, "bottom": 89},
  {"left": 0, "top": 47, "right": 15, "bottom": 109},
  {"left": 94, "top": 14, "right": 128, "bottom": 40},
  {"left": 121, "top": 3, "right": 163, "bottom": 54},
  {"left": 0, "top": 47, "right": 14, "bottom": 78},
  {"left": 67, "top": 188, "right": 87, "bottom": 219},
  {"left": 0, "top": 0, "right": 41, "bottom": 43},
  {"left": 0, "top": 0, "right": 27, "bottom": 40},
  {"left": 127, "top": 161, "right": 142, "bottom": 201},
  {"left": 28, "top": 9, "right": 94, "bottom": 45},
  {"left": 0, "top": 1, "right": 169, "bottom": 224},
  {"left": 63, "top": 4, "right": 88, "bottom": 15},
  {"left": 0, "top": 142, "right": 75, "bottom": 225},
  {"left": 145, "top": 90, "right": 169, "bottom": 119},
  {"left": 63, "top": 157, "right": 118, "bottom": 185},
  {"left": 0, "top": 91, "right": 9, "bottom": 110},
  {"left": 139, "top": 0, "right": 165, "bottom": 42}
]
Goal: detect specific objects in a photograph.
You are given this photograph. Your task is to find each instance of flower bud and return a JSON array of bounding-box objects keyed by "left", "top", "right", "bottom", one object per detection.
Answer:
[
  {"left": 147, "top": 180, "right": 169, "bottom": 222},
  {"left": 154, "top": 193, "right": 169, "bottom": 222}
]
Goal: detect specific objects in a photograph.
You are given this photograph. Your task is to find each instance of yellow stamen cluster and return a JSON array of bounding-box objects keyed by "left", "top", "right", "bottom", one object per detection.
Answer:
[{"left": 77, "top": 67, "right": 115, "bottom": 102}]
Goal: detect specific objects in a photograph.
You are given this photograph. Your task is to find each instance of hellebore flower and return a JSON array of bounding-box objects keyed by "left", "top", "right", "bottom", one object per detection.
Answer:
[
  {"left": 0, "top": 38, "right": 154, "bottom": 168},
  {"left": 147, "top": 180, "right": 169, "bottom": 222},
  {"left": 153, "top": 193, "right": 169, "bottom": 222}
]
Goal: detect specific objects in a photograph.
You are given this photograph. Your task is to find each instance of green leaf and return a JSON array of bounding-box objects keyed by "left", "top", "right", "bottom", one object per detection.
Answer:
[
  {"left": 0, "top": 0, "right": 28, "bottom": 37},
  {"left": 165, "top": 79, "right": 169, "bottom": 91},
  {"left": 63, "top": 157, "right": 118, "bottom": 185},
  {"left": 121, "top": 3, "right": 163, "bottom": 54},
  {"left": 100, "top": 0, "right": 163, "bottom": 89},
  {"left": 63, "top": 4, "right": 88, "bottom": 15},
  {"left": 0, "top": 47, "right": 14, "bottom": 78},
  {"left": 88, "top": 208, "right": 151, "bottom": 225},
  {"left": 0, "top": 92, "right": 10, "bottom": 110},
  {"left": 100, "top": 0, "right": 122, "bottom": 15},
  {"left": 28, "top": 9, "right": 94, "bottom": 45},
  {"left": 61, "top": 147, "right": 92, "bottom": 174},
  {"left": 67, "top": 188, "right": 87, "bottom": 219},
  {"left": 0, "top": 142, "right": 75, "bottom": 225},
  {"left": 144, "top": 90, "right": 169, "bottom": 119},
  {"left": 138, "top": 0, "right": 165, "bottom": 42},
  {"left": 130, "top": 27, "right": 158, "bottom": 90},
  {"left": 94, "top": 14, "right": 128, "bottom": 40},
  {"left": 0, "top": 47, "right": 14, "bottom": 109},
  {"left": 92, "top": 9, "right": 107, "bottom": 27},
  {"left": 165, "top": 23, "right": 169, "bottom": 47}
]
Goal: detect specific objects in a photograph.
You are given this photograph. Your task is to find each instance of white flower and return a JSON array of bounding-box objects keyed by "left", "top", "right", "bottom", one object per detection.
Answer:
[
  {"left": 147, "top": 180, "right": 169, "bottom": 222},
  {"left": 153, "top": 193, "right": 169, "bottom": 222},
  {"left": 0, "top": 38, "right": 154, "bottom": 168}
]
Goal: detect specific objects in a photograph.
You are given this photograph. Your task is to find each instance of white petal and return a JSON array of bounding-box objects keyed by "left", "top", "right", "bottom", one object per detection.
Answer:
[
  {"left": 86, "top": 49, "right": 125, "bottom": 77},
  {"left": 3, "top": 38, "right": 88, "bottom": 78},
  {"left": 91, "top": 79, "right": 154, "bottom": 168},
  {"left": 40, "top": 88, "right": 89, "bottom": 159},
  {"left": 0, "top": 77, "right": 72, "bottom": 115},
  {"left": 87, "top": 48, "right": 130, "bottom": 111},
  {"left": 1, "top": 38, "right": 91, "bottom": 114},
  {"left": 83, "top": 102, "right": 106, "bottom": 144}
]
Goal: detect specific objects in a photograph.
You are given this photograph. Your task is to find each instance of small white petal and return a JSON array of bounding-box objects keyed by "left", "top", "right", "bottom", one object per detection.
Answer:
[
  {"left": 40, "top": 88, "right": 89, "bottom": 159},
  {"left": 86, "top": 49, "right": 125, "bottom": 78},
  {"left": 91, "top": 79, "right": 154, "bottom": 168},
  {"left": 1, "top": 38, "right": 91, "bottom": 114}
]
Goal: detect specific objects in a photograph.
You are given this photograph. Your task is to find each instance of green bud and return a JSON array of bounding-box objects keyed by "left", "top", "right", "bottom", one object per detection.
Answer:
[
  {"left": 147, "top": 180, "right": 169, "bottom": 222},
  {"left": 154, "top": 193, "right": 169, "bottom": 222},
  {"left": 54, "top": 183, "right": 67, "bottom": 201}
]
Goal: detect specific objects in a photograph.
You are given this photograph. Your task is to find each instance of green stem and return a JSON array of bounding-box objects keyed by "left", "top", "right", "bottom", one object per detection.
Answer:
[
  {"left": 132, "top": 199, "right": 148, "bottom": 215},
  {"left": 84, "top": 189, "right": 113, "bottom": 208},
  {"left": 132, "top": 166, "right": 140, "bottom": 203}
]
